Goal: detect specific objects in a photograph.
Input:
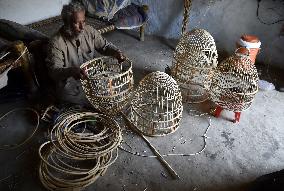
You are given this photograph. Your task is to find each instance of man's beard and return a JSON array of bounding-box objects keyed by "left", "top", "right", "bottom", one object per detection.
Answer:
[
  {"left": 62, "top": 25, "right": 83, "bottom": 38},
  {"left": 73, "top": 30, "right": 83, "bottom": 37}
]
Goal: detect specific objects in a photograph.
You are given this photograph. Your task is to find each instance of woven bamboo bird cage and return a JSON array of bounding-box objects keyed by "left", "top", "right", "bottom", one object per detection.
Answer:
[
  {"left": 129, "top": 71, "right": 183, "bottom": 136},
  {"left": 80, "top": 56, "right": 133, "bottom": 114},
  {"left": 210, "top": 48, "right": 259, "bottom": 113},
  {"left": 171, "top": 29, "right": 218, "bottom": 103},
  {"left": 39, "top": 109, "right": 122, "bottom": 191}
]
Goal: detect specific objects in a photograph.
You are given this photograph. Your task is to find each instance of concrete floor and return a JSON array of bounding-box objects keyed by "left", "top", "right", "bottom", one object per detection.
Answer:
[{"left": 0, "top": 30, "right": 284, "bottom": 191}]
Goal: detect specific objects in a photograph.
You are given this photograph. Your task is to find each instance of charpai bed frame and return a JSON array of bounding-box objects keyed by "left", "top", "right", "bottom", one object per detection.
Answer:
[{"left": 27, "top": 5, "right": 148, "bottom": 41}]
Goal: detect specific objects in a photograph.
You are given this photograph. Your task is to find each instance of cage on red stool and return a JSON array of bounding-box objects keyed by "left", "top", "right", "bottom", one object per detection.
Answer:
[{"left": 210, "top": 47, "right": 259, "bottom": 123}]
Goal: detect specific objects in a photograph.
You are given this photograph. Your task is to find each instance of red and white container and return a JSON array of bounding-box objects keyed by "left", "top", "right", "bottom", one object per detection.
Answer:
[{"left": 236, "top": 35, "right": 261, "bottom": 64}]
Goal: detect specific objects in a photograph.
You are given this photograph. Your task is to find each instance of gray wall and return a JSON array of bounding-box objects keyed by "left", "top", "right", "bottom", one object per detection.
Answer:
[
  {"left": 0, "top": 0, "right": 283, "bottom": 68},
  {"left": 137, "top": 0, "right": 284, "bottom": 68},
  {"left": 0, "top": 0, "right": 71, "bottom": 24}
]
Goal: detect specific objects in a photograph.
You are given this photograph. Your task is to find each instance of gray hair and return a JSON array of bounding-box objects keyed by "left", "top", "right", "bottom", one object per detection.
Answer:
[{"left": 61, "top": 1, "right": 85, "bottom": 36}]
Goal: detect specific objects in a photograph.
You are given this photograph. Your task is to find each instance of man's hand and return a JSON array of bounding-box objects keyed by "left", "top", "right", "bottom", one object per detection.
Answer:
[
  {"left": 115, "top": 51, "right": 126, "bottom": 63},
  {"left": 70, "top": 67, "right": 88, "bottom": 80}
]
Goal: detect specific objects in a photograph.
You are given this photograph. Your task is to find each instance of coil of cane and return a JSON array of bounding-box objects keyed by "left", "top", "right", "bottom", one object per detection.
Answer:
[
  {"left": 39, "top": 141, "right": 112, "bottom": 191},
  {"left": 80, "top": 56, "right": 134, "bottom": 115},
  {"left": 172, "top": 29, "right": 218, "bottom": 103},
  {"left": 50, "top": 111, "right": 121, "bottom": 159},
  {"left": 0, "top": 108, "right": 39, "bottom": 150},
  {"left": 210, "top": 48, "right": 259, "bottom": 112},
  {"left": 39, "top": 109, "right": 122, "bottom": 191},
  {"left": 129, "top": 71, "right": 183, "bottom": 137}
]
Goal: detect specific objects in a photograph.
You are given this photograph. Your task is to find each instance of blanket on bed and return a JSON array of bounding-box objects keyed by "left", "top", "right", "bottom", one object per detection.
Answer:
[{"left": 80, "top": 0, "right": 131, "bottom": 20}]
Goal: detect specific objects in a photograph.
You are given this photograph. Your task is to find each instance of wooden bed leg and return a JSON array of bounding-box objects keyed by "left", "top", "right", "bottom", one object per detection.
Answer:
[{"left": 140, "top": 24, "right": 145, "bottom": 41}]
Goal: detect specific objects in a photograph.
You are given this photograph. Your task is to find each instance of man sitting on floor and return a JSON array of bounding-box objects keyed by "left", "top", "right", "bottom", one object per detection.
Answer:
[{"left": 46, "top": 1, "right": 126, "bottom": 105}]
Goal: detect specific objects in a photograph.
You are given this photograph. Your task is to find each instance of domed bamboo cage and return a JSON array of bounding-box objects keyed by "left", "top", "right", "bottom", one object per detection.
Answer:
[
  {"left": 171, "top": 28, "right": 218, "bottom": 103},
  {"left": 129, "top": 71, "right": 183, "bottom": 136},
  {"left": 210, "top": 48, "right": 259, "bottom": 122},
  {"left": 80, "top": 56, "right": 134, "bottom": 114}
]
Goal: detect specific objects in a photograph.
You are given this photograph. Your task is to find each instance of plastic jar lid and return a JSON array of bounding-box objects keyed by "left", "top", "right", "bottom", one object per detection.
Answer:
[
  {"left": 238, "top": 35, "right": 261, "bottom": 49},
  {"left": 241, "top": 35, "right": 259, "bottom": 43}
]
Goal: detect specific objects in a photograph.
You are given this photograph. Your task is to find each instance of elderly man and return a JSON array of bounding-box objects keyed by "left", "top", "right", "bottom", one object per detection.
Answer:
[{"left": 46, "top": 1, "right": 125, "bottom": 104}]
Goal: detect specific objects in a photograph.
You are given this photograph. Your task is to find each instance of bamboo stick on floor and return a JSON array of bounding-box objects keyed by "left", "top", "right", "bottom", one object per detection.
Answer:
[{"left": 121, "top": 112, "right": 180, "bottom": 180}]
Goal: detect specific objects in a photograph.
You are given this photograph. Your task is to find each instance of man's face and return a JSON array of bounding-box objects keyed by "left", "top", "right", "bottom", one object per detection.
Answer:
[{"left": 72, "top": 11, "right": 86, "bottom": 36}]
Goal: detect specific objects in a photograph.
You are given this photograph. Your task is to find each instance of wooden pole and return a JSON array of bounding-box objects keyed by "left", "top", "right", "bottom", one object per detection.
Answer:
[{"left": 121, "top": 112, "right": 180, "bottom": 180}]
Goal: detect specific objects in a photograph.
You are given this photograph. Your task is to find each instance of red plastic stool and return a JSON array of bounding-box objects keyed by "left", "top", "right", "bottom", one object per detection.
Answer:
[{"left": 214, "top": 106, "right": 241, "bottom": 123}]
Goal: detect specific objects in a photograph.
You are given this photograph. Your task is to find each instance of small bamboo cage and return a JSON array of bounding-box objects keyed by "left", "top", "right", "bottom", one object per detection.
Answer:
[
  {"left": 210, "top": 48, "right": 259, "bottom": 112},
  {"left": 80, "top": 56, "right": 134, "bottom": 114},
  {"left": 171, "top": 29, "right": 218, "bottom": 103},
  {"left": 129, "top": 71, "right": 183, "bottom": 136}
]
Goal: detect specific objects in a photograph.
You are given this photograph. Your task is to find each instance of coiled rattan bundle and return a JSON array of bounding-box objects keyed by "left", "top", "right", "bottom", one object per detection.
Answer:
[
  {"left": 80, "top": 56, "right": 134, "bottom": 114},
  {"left": 129, "top": 71, "right": 183, "bottom": 136},
  {"left": 171, "top": 29, "right": 218, "bottom": 103},
  {"left": 210, "top": 48, "right": 259, "bottom": 112},
  {"left": 39, "top": 109, "right": 122, "bottom": 191}
]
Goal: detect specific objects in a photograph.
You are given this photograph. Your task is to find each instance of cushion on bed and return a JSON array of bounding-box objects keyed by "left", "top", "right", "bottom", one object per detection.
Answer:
[
  {"left": 79, "top": 0, "right": 131, "bottom": 20},
  {"left": 111, "top": 3, "right": 148, "bottom": 29}
]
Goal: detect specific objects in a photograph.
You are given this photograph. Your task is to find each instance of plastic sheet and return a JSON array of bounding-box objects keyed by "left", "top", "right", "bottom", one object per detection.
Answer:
[{"left": 258, "top": 80, "right": 275, "bottom": 91}]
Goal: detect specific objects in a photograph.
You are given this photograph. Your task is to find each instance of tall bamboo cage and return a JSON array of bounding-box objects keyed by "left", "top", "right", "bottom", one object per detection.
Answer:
[{"left": 171, "top": 29, "right": 218, "bottom": 103}]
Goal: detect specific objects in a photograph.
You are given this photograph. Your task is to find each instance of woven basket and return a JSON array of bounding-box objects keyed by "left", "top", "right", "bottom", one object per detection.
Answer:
[
  {"left": 80, "top": 56, "right": 134, "bottom": 114},
  {"left": 129, "top": 71, "right": 183, "bottom": 136}
]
